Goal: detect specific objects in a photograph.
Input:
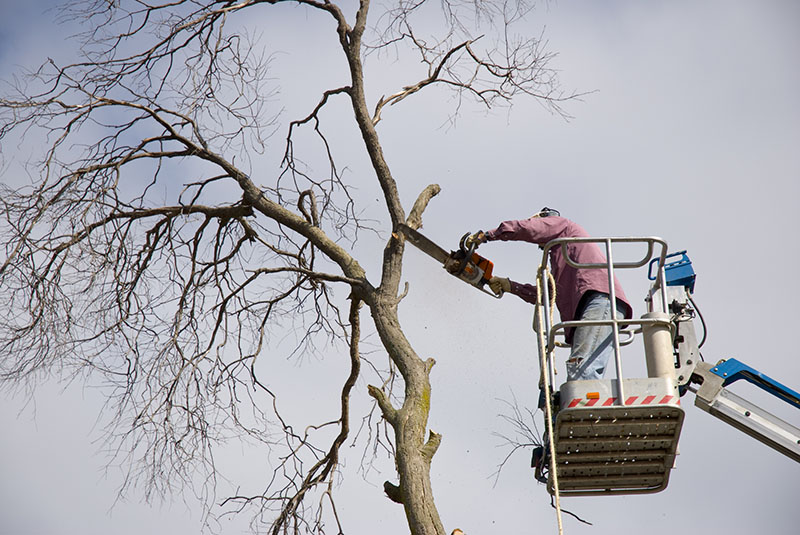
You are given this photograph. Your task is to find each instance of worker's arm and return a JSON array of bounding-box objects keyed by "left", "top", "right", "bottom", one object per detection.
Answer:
[
  {"left": 490, "top": 276, "right": 537, "bottom": 304},
  {"left": 510, "top": 280, "right": 538, "bottom": 304},
  {"left": 486, "top": 216, "right": 579, "bottom": 244}
]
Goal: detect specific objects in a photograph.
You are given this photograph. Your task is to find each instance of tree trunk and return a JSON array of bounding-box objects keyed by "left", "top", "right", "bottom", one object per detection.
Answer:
[{"left": 369, "top": 300, "right": 445, "bottom": 535}]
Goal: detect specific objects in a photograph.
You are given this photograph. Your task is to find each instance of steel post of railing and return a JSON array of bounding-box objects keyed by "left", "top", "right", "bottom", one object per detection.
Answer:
[
  {"left": 604, "top": 238, "right": 625, "bottom": 406},
  {"left": 539, "top": 263, "right": 557, "bottom": 389}
]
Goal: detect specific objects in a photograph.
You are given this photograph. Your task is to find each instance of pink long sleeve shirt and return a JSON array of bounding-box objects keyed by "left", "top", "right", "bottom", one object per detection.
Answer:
[{"left": 486, "top": 216, "right": 632, "bottom": 341}]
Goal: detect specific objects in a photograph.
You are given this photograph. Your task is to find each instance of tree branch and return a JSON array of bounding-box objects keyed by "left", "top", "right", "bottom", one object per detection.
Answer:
[
  {"left": 372, "top": 39, "right": 474, "bottom": 125},
  {"left": 367, "top": 384, "right": 398, "bottom": 425},
  {"left": 406, "top": 184, "right": 441, "bottom": 230}
]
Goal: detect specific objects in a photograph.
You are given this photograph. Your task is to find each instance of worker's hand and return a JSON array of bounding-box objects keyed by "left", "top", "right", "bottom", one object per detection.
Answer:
[
  {"left": 463, "top": 230, "right": 487, "bottom": 249},
  {"left": 489, "top": 276, "right": 511, "bottom": 297}
]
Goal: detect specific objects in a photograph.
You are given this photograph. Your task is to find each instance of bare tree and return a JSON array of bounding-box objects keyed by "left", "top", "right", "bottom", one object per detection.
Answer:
[{"left": 0, "top": 1, "right": 570, "bottom": 533}]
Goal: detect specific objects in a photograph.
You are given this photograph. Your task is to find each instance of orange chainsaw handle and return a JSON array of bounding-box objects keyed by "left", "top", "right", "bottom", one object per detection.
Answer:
[
  {"left": 471, "top": 253, "right": 494, "bottom": 281},
  {"left": 461, "top": 235, "right": 501, "bottom": 298}
]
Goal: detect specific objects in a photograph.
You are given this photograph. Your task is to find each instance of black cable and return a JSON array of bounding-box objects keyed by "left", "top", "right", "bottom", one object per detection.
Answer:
[
  {"left": 688, "top": 293, "right": 708, "bottom": 348},
  {"left": 551, "top": 496, "right": 593, "bottom": 526}
]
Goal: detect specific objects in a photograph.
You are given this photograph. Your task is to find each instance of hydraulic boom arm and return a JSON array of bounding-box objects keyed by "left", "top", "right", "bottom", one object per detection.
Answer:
[{"left": 691, "top": 358, "right": 800, "bottom": 462}]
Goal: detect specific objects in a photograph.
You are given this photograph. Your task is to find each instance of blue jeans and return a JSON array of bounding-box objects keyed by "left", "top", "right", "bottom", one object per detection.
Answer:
[{"left": 566, "top": 292, "right": 628, "bottom": 381}]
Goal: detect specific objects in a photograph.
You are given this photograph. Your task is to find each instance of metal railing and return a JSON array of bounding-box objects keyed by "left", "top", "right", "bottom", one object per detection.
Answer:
[{"left": 535, "top": 236, "right": 670, "bottom": 406}]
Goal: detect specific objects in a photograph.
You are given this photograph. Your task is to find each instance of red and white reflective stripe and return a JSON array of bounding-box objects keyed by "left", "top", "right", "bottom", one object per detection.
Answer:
[{"left": 567, "top": 395, "right": 678, "bottom": 408}]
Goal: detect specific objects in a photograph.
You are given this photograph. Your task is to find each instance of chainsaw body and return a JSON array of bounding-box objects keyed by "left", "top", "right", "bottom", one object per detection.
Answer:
[
  {"left": 445, "top": 244, "right": 495, "bottom": 292},
  {"left": 398, "top": 224, "right": 500, "bottom": 298}
]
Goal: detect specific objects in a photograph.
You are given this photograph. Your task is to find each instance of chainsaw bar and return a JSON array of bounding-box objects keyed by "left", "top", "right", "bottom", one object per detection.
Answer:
[{"left": 397, "top": 223, "right": 451, "bottom": 265}]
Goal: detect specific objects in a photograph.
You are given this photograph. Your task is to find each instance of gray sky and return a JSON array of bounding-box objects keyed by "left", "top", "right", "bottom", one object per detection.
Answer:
[{"left": 1, "top": 1, "right": 799, "bottom": 534}]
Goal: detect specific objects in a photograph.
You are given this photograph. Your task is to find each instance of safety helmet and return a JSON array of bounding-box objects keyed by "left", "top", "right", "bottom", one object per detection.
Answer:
[{"left": 536, "top": 206, "right": 560, "bottom": 218}]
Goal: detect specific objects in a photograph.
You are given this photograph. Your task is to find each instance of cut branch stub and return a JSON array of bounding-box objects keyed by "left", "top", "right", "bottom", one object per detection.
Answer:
[{"left": 420, "top": 430, "right": 442, "bottom": 462}]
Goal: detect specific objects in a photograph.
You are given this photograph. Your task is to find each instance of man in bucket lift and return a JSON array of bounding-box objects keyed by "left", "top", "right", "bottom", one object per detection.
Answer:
[{"left": 466, "top": 208, "right": 633, "bottom": 382}]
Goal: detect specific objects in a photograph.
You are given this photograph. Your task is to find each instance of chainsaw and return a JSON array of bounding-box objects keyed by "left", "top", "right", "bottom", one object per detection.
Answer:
[{"left": 397, "top": 224, "right": 501, "bottom": 298}]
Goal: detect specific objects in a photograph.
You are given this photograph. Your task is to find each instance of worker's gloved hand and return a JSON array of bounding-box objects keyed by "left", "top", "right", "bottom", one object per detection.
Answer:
[
  {"left": 489, "top": 276, "right": 511, "bottom": 296},
  {"left": 463, "top": 230, "right": 487, "bottom": 249}
]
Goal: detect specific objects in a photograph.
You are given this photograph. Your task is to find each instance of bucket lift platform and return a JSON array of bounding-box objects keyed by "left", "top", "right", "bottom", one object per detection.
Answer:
[
  {"left": 549, "top": 377, "right": 684, "bottom": 496},
  {"left": 530, "top": 237, "right": 800, "bottom": 503}
]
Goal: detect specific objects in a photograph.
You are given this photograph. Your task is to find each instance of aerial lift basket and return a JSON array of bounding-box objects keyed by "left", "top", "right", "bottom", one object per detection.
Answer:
[
  {"left": 537, "top": 236, "right": 800, "bottom": 499},
  {"left": 537, "top": 237, "right": 684, "bottom": 496}
]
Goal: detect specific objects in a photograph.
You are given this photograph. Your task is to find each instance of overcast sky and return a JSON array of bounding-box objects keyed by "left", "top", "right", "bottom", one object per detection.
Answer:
[{"left": 1, "top": 1, "right": 799, "bottom": 534}]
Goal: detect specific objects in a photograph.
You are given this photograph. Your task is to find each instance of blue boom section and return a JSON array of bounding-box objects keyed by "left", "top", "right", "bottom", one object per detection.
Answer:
[{"left": 708, "top": 358, "right": 800, "bottom": 411}]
